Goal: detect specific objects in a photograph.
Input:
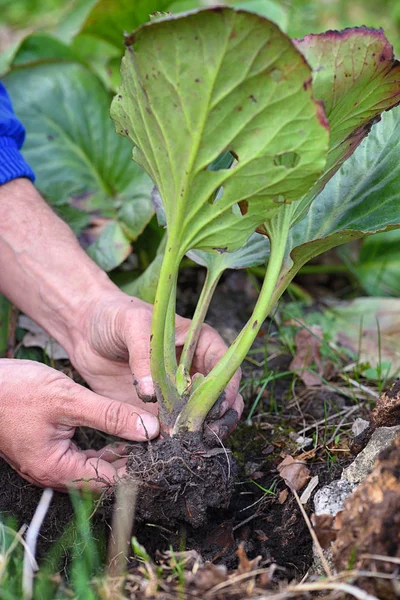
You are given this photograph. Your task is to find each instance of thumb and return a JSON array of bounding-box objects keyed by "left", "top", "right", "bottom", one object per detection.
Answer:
[{"left": 68, "top": 385, "right": 159, "bottom": 441}]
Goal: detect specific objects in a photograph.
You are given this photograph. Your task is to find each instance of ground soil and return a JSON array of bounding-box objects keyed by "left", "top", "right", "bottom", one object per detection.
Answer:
[{"left": 0, "top": 268, "right": 375, "bottom": 589}]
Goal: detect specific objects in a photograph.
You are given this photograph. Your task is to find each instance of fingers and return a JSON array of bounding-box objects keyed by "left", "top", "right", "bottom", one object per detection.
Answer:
[
  {"left": 66, "top": 383, "right": 159, "bottom": 441},
  {"left": 204, "top": 400, "right": 243, "bottom": 444},
  {"left": 54, "top": 449, "right": 123, "bottom": 492},
  {"left": 120, "top": 308, "right": 157, "bottom": 402},
  {"left": 82, "top": 442, "right": 129, "bottom": 462},
  {"left": 205, "top": 393, "right": 243, "bottom": 437},
  {"left": 70, "top": 453, "right": 123, "bottom": 492},
  {"left": 7, "top": 444, "right": 126, "bottom": 493}
]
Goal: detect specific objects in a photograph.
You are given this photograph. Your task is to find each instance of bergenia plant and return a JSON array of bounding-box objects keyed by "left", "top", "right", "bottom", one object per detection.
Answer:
[{"left": 111, "top": 7, "right": 400, "bottom": 440}]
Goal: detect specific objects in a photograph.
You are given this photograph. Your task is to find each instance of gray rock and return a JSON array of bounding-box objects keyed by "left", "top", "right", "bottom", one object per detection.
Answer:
[
  {"left": 351, "top": 417, "right": 370, "bottom": 437},
  {"left": 343, "top": 425, "right": 400, "bottom": 484},
  {"left": 314, "top": 426, "right": 400, "bottom": 518},
  {"left": 314, "top": 479, "right": 356, "bottom": 516}
]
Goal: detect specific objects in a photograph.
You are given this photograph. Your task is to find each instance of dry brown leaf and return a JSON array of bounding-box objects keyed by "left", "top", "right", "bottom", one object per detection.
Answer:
[
  {"left": 295, "top": 448, "right": 317, "bottom": 461},
  {"left": 19, "top": 315, "right": 69, "bottom": 360},
  {"left": 278, "top": 489, "right": 289, "bottom": 504},
  {"left": 236, "top": 542, "right": 262, "bottom": 574},
  {"left": 311, "top": 513, "right": 342, "bottom": 549},
  {"left": 277, "top": 455, "right": 310, "bottom": 491},
  {"left": 289, "top": 325, "right": 324, "bottom": 386},
  {"left": 193, "top": 563, "right": 227, "bottom": 590},
  {"left": 206, "top": 522, "right": 234, "bottom": 550}
]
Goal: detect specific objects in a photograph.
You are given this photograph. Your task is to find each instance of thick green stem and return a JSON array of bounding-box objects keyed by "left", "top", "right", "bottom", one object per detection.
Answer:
[
  {"left": 150, "top": 233, "right": 183, "bottom": 414},
  {"left": 176, "top": 267, "right": 222, "bottom": 393},
  {"left": 174, "top": 206, "right": 293, "bottom": 433},
  {"left": 164, "top": 275, "right": 178, "bottom": 377}
]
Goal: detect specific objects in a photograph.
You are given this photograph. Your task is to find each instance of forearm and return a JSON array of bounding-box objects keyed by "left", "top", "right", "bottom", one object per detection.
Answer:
[{"left": 0, "top": 178, "right": 117, "bottom": 352}]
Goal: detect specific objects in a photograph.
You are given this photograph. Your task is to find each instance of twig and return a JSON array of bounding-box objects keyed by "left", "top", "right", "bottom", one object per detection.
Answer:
[
  {"left": 339, "top": 374, "right": 379, "bottom": 399},
  {"left": 107, "top": 480, "right": 138, "bottom": 578},
  {"left": 232, "top": 512, "right": 260, "bottom": 532},
  {"left": 291, "top": 488, "right": 332, "bottom": 577},
  {"left": 258, "top": 581, "right": 380, "bottom": 600},
  {"left": 360, "top": 554, "right": 400, "bottom": 565},
  {"left": 204, "top": 567, "right": 279, "bottom": 597},
  {"left": 297, "top": 403, "right": 363, "bottom": 436},
  {"left": 22, "top": 488, "right": 53, "bottom": 599}
]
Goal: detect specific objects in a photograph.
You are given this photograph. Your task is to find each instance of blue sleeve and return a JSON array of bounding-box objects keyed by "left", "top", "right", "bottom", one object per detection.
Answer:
[{"left": 0, "top": 82, "right": 35, "bottom": 185}]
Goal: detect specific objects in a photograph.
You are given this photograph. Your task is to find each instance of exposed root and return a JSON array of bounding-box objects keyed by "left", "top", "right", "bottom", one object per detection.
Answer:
[{"left": 125, "top": 432, "right": 237, "bottom": 528}]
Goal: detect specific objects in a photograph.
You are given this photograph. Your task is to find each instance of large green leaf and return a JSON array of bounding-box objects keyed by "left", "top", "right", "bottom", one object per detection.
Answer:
[
  {"left": 187, "top": 232, "right": 269, "bottom": 271},
  {"left": 4, "top": 59, "right": 154, "bottom": 270},
  {"left": 231, "top": 0, "right": 287, "bottom": 30},
  {"left": 343, "top": 229, "right": 400, "bottom": 297},
  {"left": 79, "top": 0, "right": 174, "bottom": 49},
  {"left": 325, "top": 298, "right": 400, "bottom": 378},
  {"left": 52, "top": 0, "right": 99, "bottom": 43},
  {"left": 86, "top": 221, "right": 132, "bottom": 271},
  {"left": 70, "top": 34, "right": 122, "bottom": 91},
  {"left": 289, "top": 27, "right": 400, "bottom": 226},
  {"left": 278, "top": 105, "right": 400, "bottom": 291},
  {"left": 111, "top": 8, "right": 328, "bottom": 255}
]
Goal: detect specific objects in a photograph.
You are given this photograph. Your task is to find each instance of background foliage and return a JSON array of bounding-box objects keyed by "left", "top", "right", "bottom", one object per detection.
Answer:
[{"left": 0, "top": 0, "right": 400, "bottom": 353}]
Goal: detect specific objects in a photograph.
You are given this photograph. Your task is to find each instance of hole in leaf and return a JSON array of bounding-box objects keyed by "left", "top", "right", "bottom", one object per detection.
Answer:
[
  {"left": 238, "top": 200, "right": 248, "bottom": 215},
  {"left": 207, "top": 152, "right": 234, "bottom": 171},
  {"left": 213, "top": 186, "right": 224, "bottom": 204},
  {"left": 273, "top": 152, "right": 300, "bottom": 169}
]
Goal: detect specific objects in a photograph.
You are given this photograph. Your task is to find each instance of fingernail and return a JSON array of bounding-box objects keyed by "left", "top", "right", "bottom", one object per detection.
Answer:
[
  {"left": 219, "top": 400, "right": 229, "bottom": 417},
  {"left": 135, "top": 376, "right": 156, "bottom": 402},
  {"left": 137, "top": 414, "right": 159, "bottom": 438}
]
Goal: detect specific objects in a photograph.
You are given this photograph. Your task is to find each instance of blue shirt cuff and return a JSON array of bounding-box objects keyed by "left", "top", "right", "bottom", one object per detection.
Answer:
[{"left": 0, "top": 136, "right": 35, "bottom": 185}]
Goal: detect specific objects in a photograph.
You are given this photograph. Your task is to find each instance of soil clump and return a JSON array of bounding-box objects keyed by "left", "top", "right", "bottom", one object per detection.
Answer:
[{"left": 125, "top": 431, "right": 236, "bottom": 528}]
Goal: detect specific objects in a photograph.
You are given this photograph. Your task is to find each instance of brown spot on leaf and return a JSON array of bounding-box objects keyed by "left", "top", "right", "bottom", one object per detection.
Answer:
[
  {"left": 124, "top": 32, "right": 135, "bottom": 47},
  {"left": 315, "top": 100, "right": 329, "bottom": 130}
]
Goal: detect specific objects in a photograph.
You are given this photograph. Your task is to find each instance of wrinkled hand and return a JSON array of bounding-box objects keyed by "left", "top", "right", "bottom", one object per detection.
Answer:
[
  {"left": 0, "top": 360, "right": 159, "bottom": 491},
  {"left": 71, "top": 292, "right": 243, "bottom": 437}
]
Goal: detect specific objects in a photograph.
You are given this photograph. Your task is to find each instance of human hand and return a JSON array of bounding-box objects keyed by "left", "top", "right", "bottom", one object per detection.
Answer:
[
  {"left": 0, "top": 359, "right": 159, "bottom": 491},
  {"left": 70, "top": 291, "right": 243, "bottom": 437}
]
